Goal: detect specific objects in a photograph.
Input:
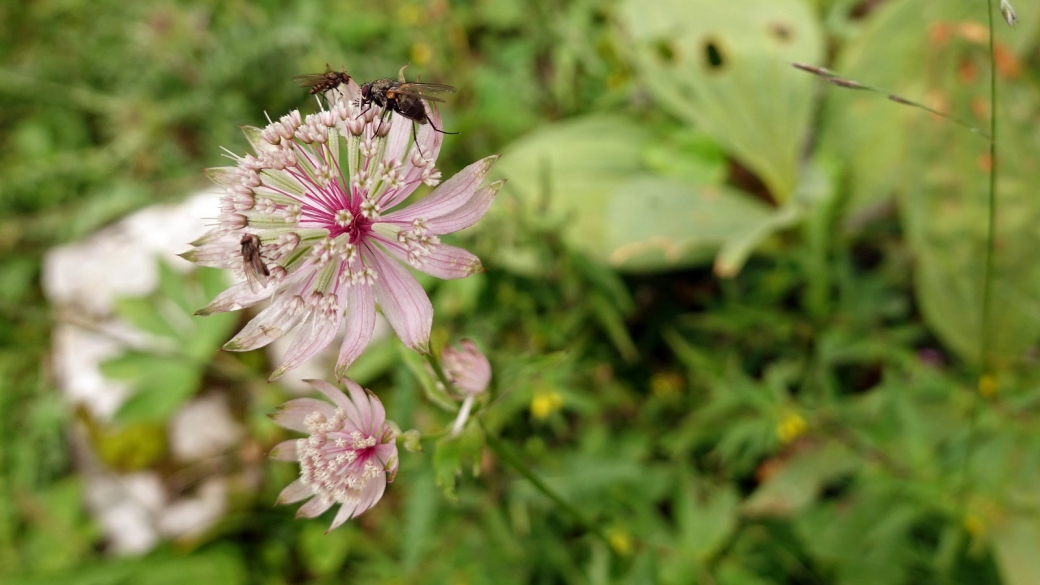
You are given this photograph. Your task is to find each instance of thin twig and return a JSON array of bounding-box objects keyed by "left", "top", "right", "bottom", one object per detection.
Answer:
[{"left": 791, "top": 63, "right": 991, "bottom": 140}]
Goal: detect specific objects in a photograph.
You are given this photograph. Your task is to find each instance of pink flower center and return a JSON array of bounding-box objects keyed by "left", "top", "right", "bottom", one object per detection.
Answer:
[
  {"left": 305, "top": 199, "right": 374, "bottom": 244},
  {"left": 299, "top": 411, "right": 384, "bottom": 503}
]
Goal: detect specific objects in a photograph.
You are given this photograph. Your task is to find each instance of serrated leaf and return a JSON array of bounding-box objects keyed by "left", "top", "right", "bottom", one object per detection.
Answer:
[{"left": 433, "top": 423, "right": 485, "bottom": 502}]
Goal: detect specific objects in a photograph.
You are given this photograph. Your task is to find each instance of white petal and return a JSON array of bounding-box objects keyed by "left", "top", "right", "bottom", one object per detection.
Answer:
[
  {"left": 268, "top": 439, "right": 299, "bottom": 461},
  {"left": 223, "top": 292, "right": 306, "bottom": 351},
  {"left": 381, "top": 241, "right": 483, "bottom": 280}
]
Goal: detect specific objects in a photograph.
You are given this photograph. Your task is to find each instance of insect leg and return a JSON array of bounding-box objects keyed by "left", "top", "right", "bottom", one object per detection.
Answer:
[
  {"left": 424, "top": 112, "right": 460, "bottom": 136},
  {"left": 411, "top": 121, "right": 426, "bottom": 159}
]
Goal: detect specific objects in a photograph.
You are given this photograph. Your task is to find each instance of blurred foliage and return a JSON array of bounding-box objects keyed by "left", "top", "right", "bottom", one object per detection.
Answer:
[{"left": 5, "top": 0, "right": 1040, "bottom": 584}]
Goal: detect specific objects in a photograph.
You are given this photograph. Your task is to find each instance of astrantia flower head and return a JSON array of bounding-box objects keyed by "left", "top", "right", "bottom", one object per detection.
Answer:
[
  {"left": 183, "top": 79, "right": 503, "bottom": 380},
  {"left": 269, "top": 379, "right": 399, "bottom": 531}
]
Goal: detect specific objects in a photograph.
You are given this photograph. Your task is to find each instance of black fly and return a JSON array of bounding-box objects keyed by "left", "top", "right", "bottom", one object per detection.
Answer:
[
  {"left": 358, "top": 65, "right": 458, "bottom": 156},
  {"left": 240, "top": 233, "right": 270, "bottom": 293}
]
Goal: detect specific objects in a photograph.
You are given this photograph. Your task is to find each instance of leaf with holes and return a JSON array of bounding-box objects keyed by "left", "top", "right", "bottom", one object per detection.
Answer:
[
  {"left": 618, "top": 0, "right": 823, "bottom": 202},
  {"left": 818, "top": 0, "right": 1040, "bottom": 214}
]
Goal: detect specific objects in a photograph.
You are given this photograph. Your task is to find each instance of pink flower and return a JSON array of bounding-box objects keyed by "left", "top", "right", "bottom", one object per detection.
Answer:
[
  {"left": 269, "top": 379, "right": 398, "bottom": 531},
  {"left": 183, "top": 79, "right": 503, "bottom": 380}
]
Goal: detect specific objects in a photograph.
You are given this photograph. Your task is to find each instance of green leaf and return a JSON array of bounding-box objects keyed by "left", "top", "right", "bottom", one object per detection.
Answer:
[
  {"left": 489, "top": 114, "right": 652, "bottom": 259},
  {"left": 156, "top": 259, "right": 190, "bottom": 315},
  {"left": 619, "top": 0, "right": 823, "bottom": 201},
  {"left": 715, "top": 161, "right": 832, "bottom": 277},
  {"left": 991, "top": 514, "right": 1040, "bottom": 585},
  {"left": 433, "top": 423, "right": 485, "bottom": 502},
  {"left": 298, "top": 521, "right": 352, "bottom": 576},
  {"left": 900, "top": 79, "right": 1040, "bottom": 368},
  {"left": 675, "top": 480, "right": 739, "bottom": 563},
  {"left": 743, "top": 441, "right": 859, "bottom": 517},
  {"left": 605, "top": 177, "right": 773, "bottom": 273},
  {"left": 400, "top": 464, "right": 438, "bottom": 573},
  {"left": 106, "top": 354, "right": 203, "bottom": 422},
  {"left": 112, "top": 296, "right": 180, "bottom": 339}
]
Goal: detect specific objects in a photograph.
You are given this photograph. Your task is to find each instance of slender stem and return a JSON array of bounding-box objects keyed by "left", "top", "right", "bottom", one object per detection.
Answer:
[
  {"left": 960, "top": 0, "right": 1000, "bottom": 502},
  {"left": 479, "top": 419, "right": 612, "bottom": 548},
  {"left": 980, "top": 0, "right": 999, "bottom": 370},
  {"left": 422, "top": 353, "right": 611, "bottom": 547},
  {"left": 450, "top": 394, "right": 475, "bottom": 437}
]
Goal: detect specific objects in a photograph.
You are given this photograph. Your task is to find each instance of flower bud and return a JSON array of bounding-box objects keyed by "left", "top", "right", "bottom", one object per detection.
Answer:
[{"left": 442, "top": 339, "right": 491, "bottom": 396}]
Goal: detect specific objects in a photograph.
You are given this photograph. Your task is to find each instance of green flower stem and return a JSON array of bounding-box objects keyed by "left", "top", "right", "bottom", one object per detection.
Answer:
[
  {"left": 960, "top": 0, "right": 1001, "bottom": 503},
  {"left": 981, "top": 0, "right": 998, "bottom": 370},
  {"left": 480, "top": 421, "right": 612, "bottom": 548},
  {"left": 422, "top": 352, "right": 612, "bottom": 548},
  {"left": 425, "top": 349, "right": 451, "bottom": 392}
]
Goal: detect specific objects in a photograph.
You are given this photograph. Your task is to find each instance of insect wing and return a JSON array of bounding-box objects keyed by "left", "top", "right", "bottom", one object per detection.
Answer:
[
  {"left": 399, "top": 82, "right": 457, "bottom": 94},
  {"left": 294, "top": 73, "right": 330, "bottom": 89},
  {"left": 394, "top": 83, "right": 456, "bottom": 102},
  {"left": 240, "top": 235, "right": 271, "bottom": 293}
]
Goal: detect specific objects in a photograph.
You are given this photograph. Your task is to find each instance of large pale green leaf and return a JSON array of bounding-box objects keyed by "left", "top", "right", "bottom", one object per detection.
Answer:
[
  {"left": 899, "top": 54, "right": 1040, "bottom": 368},
  {"left": 604, "top": 177, "right": 772, "bottom": 272},
  {"left": 990, "top": 513, "right": 1040, "bottom": 585},
  {"left": 743, "top": 441, "right": 859, "bottom": 517},
  {"left": 490, "top": 114, "right": 652, "bottom": 254},
  {"left": 491, "top": 116, "right": 774, "bottom": 272},
  {"left": 618, "top": 0, "right": 823, "bottom": 201},
  {"left": 821, "top": 0, "right": 1040, "bottom": 212}
]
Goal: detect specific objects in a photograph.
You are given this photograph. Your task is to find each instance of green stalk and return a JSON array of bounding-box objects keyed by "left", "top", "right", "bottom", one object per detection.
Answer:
[
  {"left": 422, "top": 352, "right": 612, "bottom": 548},
  {"left": 480, "top": 422, "right": 612, "bottom": 548},
  {"left": 960, "top": 0, "right": 1000, "bottom": 503},
  {"left": 980, "top": 0, "right": 999, "bottom": 371}
]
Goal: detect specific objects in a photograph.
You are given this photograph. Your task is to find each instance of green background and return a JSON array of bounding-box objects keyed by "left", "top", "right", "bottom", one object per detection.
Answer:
[{"left": 4, "top": 0, "right": 1040, "bottom": 583}]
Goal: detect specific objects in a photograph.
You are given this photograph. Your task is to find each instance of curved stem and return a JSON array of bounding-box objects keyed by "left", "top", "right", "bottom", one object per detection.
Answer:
[
  {"left": 421, "top": 353, "right": 612, "bottom": 548},
  {"left": 479, "top": 419, "right": 612, "bottom": 548}
]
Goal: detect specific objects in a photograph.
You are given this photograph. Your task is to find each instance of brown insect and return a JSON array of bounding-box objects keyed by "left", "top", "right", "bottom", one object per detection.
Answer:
[
  {"left": 240, "top": 233, "right": 270, "bottom": 293},
  {"left": 359, "top": 65, "right": 458, "bottom": 155},
  {"left": 294, "top": 64, "right": 352, "bottom": 96}
]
